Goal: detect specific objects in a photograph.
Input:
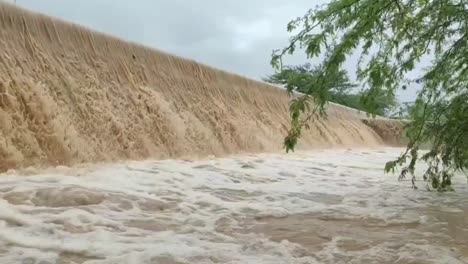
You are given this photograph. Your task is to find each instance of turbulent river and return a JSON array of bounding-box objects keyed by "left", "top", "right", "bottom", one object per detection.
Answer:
[{"left": 0, "top": 148, "right": 467, "bottom": 264}]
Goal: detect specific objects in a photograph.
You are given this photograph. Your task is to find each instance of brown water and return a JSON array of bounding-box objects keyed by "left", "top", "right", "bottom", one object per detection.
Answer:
[
  {"left": 0, "top": 3, "right": 402, "bottom": 172},
  {"left": 2, "top": 4, "right": 459, "bottom": 264},
  {"left": 0, "top": 148, "right": 467, "bottom": 263}
]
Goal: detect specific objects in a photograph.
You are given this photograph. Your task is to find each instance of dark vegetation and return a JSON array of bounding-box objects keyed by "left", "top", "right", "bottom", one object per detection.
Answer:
[{"left": 263, "top": 63, "right": 398, "bottom": 116}]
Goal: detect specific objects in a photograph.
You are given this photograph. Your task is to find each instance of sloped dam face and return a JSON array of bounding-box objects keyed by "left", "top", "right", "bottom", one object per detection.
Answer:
[
  {"left": 1, "top": 3, "right": 467, "bottom": 264},
  {"left": 0, "top": 3, "right": 402, "bottom": 172}
]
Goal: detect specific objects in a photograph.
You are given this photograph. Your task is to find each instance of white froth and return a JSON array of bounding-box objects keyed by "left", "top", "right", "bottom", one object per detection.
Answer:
[{"left": 0, "top": 148, "right": 467, "bottom": 263}]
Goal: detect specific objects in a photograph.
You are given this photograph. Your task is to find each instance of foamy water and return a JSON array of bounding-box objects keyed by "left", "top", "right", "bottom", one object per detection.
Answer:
[{"left": 0, "top": 148, "right": 467, "bottom": 264}]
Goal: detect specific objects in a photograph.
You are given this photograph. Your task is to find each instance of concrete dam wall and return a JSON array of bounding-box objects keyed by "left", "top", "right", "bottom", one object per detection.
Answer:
[{"left": 0, "top": 3, "right": 402, "bottom": 171}]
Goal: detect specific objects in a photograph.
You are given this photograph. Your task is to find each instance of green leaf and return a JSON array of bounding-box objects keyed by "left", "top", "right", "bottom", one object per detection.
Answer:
[{"left": 270, "top": 0, "right": 468, "bottom": 192}]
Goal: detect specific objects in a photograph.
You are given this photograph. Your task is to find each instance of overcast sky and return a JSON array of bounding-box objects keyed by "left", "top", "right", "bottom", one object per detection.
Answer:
[{"left": 11, "top": 0, "right": 416, "bottom": 101}]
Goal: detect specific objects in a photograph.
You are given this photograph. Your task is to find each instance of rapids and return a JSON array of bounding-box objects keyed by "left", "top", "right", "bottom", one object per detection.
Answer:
[{"left": 1, "top": 148, "right": 467, "bottom": 264}]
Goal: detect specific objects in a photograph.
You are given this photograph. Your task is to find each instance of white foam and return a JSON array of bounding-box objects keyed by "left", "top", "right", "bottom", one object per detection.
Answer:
[{"left": 0, "top": 148, "right": 467, "bottom": 263}]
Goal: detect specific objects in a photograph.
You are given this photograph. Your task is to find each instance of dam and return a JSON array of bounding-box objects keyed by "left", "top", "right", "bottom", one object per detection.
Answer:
[
  {"left": 0, "top": 3, "right": 466, "bottom": 264},
  {"left": 0, "top": 3, "right": 400, "bottom": 172}
]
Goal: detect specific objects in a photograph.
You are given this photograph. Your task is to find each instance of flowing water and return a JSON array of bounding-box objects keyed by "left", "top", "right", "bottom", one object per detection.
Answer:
[
  {"left": 1, "top": 4, "right": 463, "bottom": 264},
  {"left": 0, "top": 148, "right": 467, "bottom": 264},
  {"left": 0, "top": 3, "right": 401, "bottom": 173}
]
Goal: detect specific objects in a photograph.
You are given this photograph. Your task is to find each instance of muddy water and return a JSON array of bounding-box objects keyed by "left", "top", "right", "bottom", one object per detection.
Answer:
[
  {"left": 0, "top": 148, "right": 467, "bottom": 264},
  {"left": 1, "top": 3, "right": 395, "bottom": 173}
]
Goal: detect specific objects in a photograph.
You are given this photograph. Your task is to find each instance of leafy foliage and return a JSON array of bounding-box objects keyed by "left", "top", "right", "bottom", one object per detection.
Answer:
[
  {"left": 264, "top": 63, "right": 397, "bottom": 116},
  {"left": 272, "top": 0, "right": 468, "bottom": 190}
]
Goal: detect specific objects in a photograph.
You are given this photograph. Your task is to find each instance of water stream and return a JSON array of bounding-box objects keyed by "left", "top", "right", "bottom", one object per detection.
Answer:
[{"left": 0, "top": 148, "right": 467, "bottom": 263}]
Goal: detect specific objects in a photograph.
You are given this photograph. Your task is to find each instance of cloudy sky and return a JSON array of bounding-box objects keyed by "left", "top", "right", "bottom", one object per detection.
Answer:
[{"left": 11, "top": 0, "right": 416, "bottom": 101}]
